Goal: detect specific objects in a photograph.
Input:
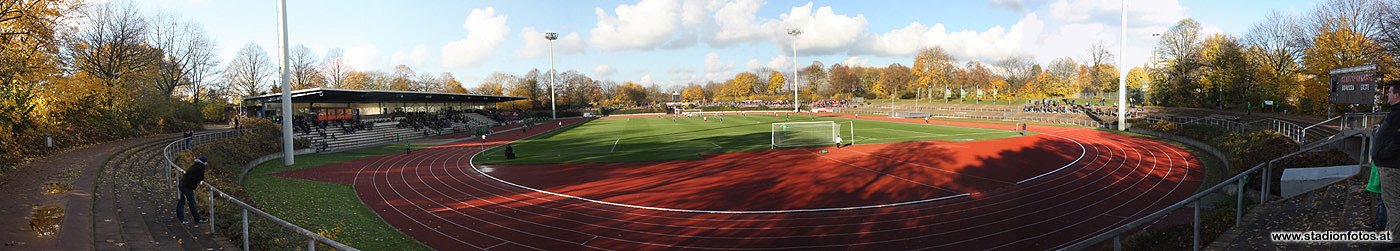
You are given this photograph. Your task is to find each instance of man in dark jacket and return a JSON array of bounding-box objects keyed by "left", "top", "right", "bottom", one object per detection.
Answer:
[
  {"left": 176, "top": 156, "right": 208, "bottom": 224},
  {"left": 1373, "top": 81, "right": 1400, "bottom": 238}
]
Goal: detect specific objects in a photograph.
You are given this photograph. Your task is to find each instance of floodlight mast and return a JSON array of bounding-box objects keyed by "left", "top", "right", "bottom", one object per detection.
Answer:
[
  {"left": 787, "top": 28, "right": 802, "bottom": 113},
  {"left": 546, "top": 32, "right": 558, "bottom": 120}
]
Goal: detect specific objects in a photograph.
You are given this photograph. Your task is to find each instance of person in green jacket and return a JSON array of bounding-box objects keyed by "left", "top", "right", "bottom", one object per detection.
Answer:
[{"left": 1369, "top": 162, "right": 1385, "bottom": 230}]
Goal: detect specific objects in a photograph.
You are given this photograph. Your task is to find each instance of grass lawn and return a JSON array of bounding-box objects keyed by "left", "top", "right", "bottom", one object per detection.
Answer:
[
  {"left": 478, "top": 114, "right": 1028, "bottom": 165},
  {"left": 244, "top": 144, "right": 430, "bottom": 251}
]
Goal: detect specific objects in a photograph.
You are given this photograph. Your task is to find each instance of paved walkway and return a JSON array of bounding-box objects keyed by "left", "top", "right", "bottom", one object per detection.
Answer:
[{"left": 0, "top": 135, "right": 166, "bottom": 250}]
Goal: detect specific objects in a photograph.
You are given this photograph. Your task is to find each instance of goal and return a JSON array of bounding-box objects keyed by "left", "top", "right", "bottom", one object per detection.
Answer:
[
  {"left": 772, "top": 121, "right": 839, "bottom": 148},
  {"left": 679, "top": 108, "right": 703, "bottom": 115}
]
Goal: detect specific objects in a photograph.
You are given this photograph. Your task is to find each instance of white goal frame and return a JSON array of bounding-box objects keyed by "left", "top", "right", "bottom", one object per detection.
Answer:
[{"left": 771, "top": 121, "right": 839, "bottom": 148}]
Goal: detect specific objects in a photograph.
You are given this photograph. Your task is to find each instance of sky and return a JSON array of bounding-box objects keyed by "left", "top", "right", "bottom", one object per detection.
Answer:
[{"left": 139, "top": 0, "right": 1322, "bottom": 90}]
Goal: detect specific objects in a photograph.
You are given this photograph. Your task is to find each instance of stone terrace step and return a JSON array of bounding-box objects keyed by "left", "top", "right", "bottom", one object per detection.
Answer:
[{"left": 94, "top": 137, "right": 237, "bottom": 250}]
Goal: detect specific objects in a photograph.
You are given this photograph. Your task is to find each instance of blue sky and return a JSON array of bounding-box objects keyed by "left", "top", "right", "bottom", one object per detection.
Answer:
[{"left": 140, "top": 0, "right": 1320, "bottom": 90}]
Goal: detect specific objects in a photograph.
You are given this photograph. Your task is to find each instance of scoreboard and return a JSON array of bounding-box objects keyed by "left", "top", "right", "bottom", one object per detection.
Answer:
[{"left": 1329, "top": 64, "right": 1379, "bottom": 104}]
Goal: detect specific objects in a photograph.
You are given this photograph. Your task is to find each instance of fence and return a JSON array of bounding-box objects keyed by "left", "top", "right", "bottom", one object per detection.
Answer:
[
  {"left": 162, "top": 130, "right": 358, "bottom": 251},
  {"left": 1060, "top": 130, "right": 1367, "bottom": 251}
]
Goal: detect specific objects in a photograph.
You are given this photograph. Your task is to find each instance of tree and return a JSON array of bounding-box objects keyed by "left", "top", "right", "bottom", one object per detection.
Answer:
[
  {"left": 223, "top": 42, "right": 274, "bottom": 99},
  {"left": 681, "top": 84, "right": 707, "bottom": 102},
  {"left": 0, "top": 0, "right": 72, "bottom": 134},
  {"left": 1302, "top": 28, "right": 1392, "bottom": 113},
  {"left": 321, "top": 48, "right": 351, "bottom": 88},
  {"left": 1085, "top": 41, "right": 1116, "bottom": 95},
  {"left": 766, "top": 71, "right": 785, "bottom": 96},
  {"left": 912, "top": 47, "right": 956, "bottom": 92},
  {"left": 440, "top": 73, "right": 467, "bottom": 94},
  {"left": 729, "top": 72, "right": 760, "bottom": 100},
  {"left": 340, "top": 70, "right": 369, "bottom": 90},
  {"left": 614, "top": 81, "right": 648, "bottom": 106},
  {"left": 827, "top": 64, "right": 860, "bottom": 98},
  {"left": 1199, "top": 34, "right": 1252, "bottom": 107},
  {"left": 71, "top": 1, "right": 155, "bottom": 106},
  {"left": 288, "top": 44, "right": 323, "bottom": 90},
  {"left": 148, "top": 12, "right": 218, "bottom": 100},
  {"left": 1153, "top": 19, "right": 1206, "bottom": 107},
  {"left": 801, "top": 61, "right": 827, "bottom": 99},
  {"left": 389, "top": 65, "right": 414, "bottom": 91},
  {"left": 1377, "top": 0, "right": 1400, "bottom": 59},
  {"left": 994, "top": 55, "right": 1036, "bottom": 95},
  {"left": 476, "top": 72, "right": 512, "bottom": 96},
  {"left": 880, "top": 63, "right": 914, "bottom": 98}
]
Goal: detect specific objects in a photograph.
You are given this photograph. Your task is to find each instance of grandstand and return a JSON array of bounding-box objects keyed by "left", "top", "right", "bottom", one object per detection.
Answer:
[{"left": 242, "top": 88, "right": 525, "bottom": 151}]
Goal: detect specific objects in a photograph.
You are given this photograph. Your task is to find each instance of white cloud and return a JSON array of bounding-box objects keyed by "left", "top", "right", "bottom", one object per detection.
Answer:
[
  {"left": 1031, "top": 0, "right": 1188, "bottom": 69},
  {"left": 589, "top": 0, "right": 682, "bottom": 51},
  {"left": 640, "top": 74, "right": 654, "bottom": 84},
  {"left": 593, "top": 64, "right": 616, "bottom": 80},
  {"left": 390, "top": 44, "right": 429, "bottom": 66},
  {"left": 773, "top": 2, "right": 868, "bottom": 55},
  {"left": 517, "top": 27, "right": 585, "bottom": 58},
  {"left": 767, "top": 54, "right": 791, "bottom": 70},
  {"left": 703, "top": 52, "right": 735, "bottom": 82},
  {"left": 710, "top": 0, "right": 767, "bottom": 46},
  {"left": 441, "top": 7, "right": 510, "bottom": 68},
  {"left": 840, "top": 56, "right": 868, "bottom": 67},
  {"left": 853, "top": 12, "right": 1042, "bottom": 63},
  {"left": 343, "top": 45, "right": 380, "bottom": 70},
  {"left": 745, "top": 59, "right": 761, "bottom": 71}
]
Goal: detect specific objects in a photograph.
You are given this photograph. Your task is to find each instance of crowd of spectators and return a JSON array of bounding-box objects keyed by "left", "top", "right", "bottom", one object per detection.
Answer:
[
  {"left": 293, "top": 116, "right": 374, "bottom": 137},
  {"left": 809, "top": 99, "right": 852, "bottom": 108},
  {"left": 1022, "top": 98, "right": 1141, "bottom": 117}
]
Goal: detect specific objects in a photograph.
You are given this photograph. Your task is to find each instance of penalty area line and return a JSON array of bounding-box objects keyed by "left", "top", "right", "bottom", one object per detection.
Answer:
[{"left": 610, "top": 138, "right": 621, "bottom": 152}]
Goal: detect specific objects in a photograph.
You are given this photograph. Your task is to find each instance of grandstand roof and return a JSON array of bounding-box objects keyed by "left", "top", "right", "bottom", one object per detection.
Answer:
[{"left": 241, "top": 88, "right": 525, "bottom": 104}]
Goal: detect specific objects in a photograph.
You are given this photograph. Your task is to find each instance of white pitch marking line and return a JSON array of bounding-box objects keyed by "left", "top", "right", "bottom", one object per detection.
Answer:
[{"left": 610, "top": 139, "right": 621, "bottom": 152}]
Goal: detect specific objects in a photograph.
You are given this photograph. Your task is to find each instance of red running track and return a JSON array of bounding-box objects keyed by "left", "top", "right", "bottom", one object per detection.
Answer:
[{"left": 279, "top": 117, "right": 1203, "bottom": 250}]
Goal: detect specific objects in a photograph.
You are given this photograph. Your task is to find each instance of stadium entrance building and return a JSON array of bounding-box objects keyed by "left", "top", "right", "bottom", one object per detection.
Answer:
[{"left": 240, "top": 88, "right": 525, "bottom": 121}]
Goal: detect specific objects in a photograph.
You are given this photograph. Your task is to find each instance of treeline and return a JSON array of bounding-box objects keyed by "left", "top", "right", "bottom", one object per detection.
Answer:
[
  {"left": 478, "top": 43, "right": 1127, "bottom": 111},
  {"left": 2, "top": 0, "right": 214, "bottom": 169},
  {"left": 1144, "top": 0, "right": 1400, "bottom": 114}
]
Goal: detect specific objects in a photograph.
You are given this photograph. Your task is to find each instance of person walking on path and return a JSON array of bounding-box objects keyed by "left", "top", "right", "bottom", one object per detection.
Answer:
[
  {"left": 1372, "top": 82, "right": 1400, "bottom": 240},
  {"left": 176, "top": 156, "right": 208, "bottom": 224}
]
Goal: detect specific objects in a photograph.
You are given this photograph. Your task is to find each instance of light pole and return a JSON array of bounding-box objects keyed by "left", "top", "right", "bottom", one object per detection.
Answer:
[
  {"left": 277, "top": 0, "right": 294, "bottom": 165},
  {"left": 1117, "top": 0, "right": 1127, "bottom": 130},
  {"left": 546, "top": 32, "right": 558, "bottom": 120},
  {"left": 787, "top": 28, "right": 802, "bottom": 112}
]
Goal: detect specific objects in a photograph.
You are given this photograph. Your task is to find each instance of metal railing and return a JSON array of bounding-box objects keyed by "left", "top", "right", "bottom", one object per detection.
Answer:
[
  {"left": 1299, "top": 116, "right": 1342, "bottom": 145},
  {"left": 163, "top": 130, "right": 358, "bottom": 251},
  {"left": 1060, "top": 130, "right": 1367, "bottom": 251},
  {"left": 1341, "top": 112, "right": 1388, "bottom": 131},
  {"left": 1242, "top": 118, "right": 1305, "bottom": 143}
]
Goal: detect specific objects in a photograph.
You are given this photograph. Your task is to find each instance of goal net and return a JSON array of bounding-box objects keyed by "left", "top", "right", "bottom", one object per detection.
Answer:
[
  {"left": 679, "top": 108, "right": 703, "bottom": 115},
  {"left": 772, "top": 121, "right": 839, "bottom": 148}
]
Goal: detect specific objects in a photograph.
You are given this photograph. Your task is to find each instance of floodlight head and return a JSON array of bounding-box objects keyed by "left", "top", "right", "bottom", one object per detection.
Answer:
[
  {"left": 545, "top": 32, "right": 559, "bottom": 40},
  {"left": 786, "top": 28, "right": 802, "bottom": 36}
]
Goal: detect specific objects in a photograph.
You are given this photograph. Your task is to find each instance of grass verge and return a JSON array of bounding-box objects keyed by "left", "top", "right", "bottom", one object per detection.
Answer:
[{"left": 244, "top": 144, "right": 430, "bottom": 251}]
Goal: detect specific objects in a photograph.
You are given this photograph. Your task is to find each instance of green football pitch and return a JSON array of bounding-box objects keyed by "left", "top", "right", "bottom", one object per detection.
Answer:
[{"left": 476, "top": 114, "right": 1031, "bottom": 165}]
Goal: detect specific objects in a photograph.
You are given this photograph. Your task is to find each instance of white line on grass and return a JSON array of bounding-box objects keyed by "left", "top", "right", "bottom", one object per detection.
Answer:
[{"left": 610, "top": 139, "right": 621, "bottom": 152}]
